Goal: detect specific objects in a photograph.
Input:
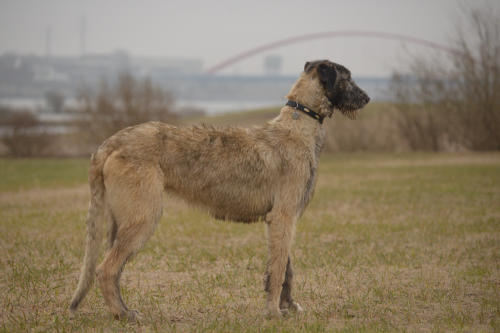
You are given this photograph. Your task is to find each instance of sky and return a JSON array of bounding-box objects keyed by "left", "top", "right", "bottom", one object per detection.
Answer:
[{"left": 0, "top": 0, "right": 498, "bottom": 77}]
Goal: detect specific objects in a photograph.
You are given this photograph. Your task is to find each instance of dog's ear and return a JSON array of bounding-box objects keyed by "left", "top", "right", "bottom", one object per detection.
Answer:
[
  {"left": 317, "top": 63, "right": 337, "bottom": 93},
  {"left": 304, "top": 61, "right": 311, "bottom": 72}
]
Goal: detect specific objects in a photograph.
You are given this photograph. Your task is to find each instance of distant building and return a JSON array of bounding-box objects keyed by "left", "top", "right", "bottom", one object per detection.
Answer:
[
  {"left": 134, "top": 56, "right": 203, "bottom": 78},
  {"left": 263, "top": 55, "right": 283, "bottom": 76},
  {"left": 0, "top": 51, "right": 203, "bottom": 99}
]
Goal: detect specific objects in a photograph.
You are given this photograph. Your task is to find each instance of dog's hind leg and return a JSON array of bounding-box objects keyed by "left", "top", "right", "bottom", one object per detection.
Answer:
[
  {"left": 97, "top": 157, "right": 163, "bottom": 321},
  {"left": 105, "top": 210, "right": 118, "bottom": 250}
]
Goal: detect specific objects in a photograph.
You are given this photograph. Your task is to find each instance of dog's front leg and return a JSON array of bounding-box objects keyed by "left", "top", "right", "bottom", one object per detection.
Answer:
[
  {"left": 265, "top": 209, "right": 296, "bottom": 318},
  {"left": 280, "top": 257, "right": 304, "bottom": 313}
]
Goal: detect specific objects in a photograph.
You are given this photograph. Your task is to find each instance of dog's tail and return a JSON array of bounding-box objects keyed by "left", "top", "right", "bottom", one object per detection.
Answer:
[{"left": 69, "top": 146, "right": 110, "bottom": 312}]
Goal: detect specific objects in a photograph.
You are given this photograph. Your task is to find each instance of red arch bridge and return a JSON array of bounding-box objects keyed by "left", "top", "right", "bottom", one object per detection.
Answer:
[{"left": 205, "top": 30, "right": 459, "bottom": 74}]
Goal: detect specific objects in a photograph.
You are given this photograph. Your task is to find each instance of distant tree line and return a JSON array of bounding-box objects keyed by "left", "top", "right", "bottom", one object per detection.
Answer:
[{"left": 0, "top": 74, "right": 177, "bottom": 157}]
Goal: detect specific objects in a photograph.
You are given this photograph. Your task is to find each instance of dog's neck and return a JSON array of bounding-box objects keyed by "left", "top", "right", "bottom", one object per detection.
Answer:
[{"left": 270, "top": 105, "right": 326, "bottom": 157}]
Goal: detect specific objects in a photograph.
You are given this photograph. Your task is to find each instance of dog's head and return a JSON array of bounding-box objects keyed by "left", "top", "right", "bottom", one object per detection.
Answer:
[{"left": 303, "top": 60, "right": 370, "bottom": 119}]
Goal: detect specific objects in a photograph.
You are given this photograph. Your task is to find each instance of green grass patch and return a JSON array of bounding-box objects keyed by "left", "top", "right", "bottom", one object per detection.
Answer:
[{"left": 0, "top": 158, "right": 89, "bottom": 192}]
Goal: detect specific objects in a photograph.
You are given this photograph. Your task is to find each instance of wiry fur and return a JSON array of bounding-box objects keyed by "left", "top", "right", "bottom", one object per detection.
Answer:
[{"left": 69, "top": 60, "right": 369, "bottom": 320}]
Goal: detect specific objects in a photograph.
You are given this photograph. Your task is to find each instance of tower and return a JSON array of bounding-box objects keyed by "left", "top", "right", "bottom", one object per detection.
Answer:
[
  {"left": 80, "top": 16, "right": 86, "bottom": 56},
  {"left": 263, "top": 55, "right": 282, "bottom": 76}
]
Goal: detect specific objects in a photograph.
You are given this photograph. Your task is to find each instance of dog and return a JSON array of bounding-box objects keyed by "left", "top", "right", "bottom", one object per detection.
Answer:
[{"left": 69, "top": 59, "right": 370, "bottom": 320}]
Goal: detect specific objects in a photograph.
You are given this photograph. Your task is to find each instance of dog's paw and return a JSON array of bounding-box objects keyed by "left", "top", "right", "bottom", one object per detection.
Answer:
[
  {"left": 289, "top": 301, "right": 304, "bottom": 313},
  {"left": 115, "top": 309, "right": 142, "bottom": 323},
  {"left": 280, "top": 308, "right": 291, "bottom": 317},
  {"left": 68, "top": 308, "right": 77, "bottom": 320},
  {"left": 266, "top": 308, "right": 283, "bottom": 319},
  {"left": 126, "top": 309, "right": 143, "bottom": 323},
  {"left": 280, "top": 300, "right": 305, "bottom": 313}
]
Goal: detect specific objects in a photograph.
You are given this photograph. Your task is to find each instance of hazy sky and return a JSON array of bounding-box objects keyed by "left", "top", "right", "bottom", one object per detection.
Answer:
[{"left": 0, "top": 0, "right": 498, "bottom": 76}]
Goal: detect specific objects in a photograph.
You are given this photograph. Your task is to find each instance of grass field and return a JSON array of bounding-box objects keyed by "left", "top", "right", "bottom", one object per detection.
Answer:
[{"left": 1, "top": 153, "right": 499, "bottom": 332}]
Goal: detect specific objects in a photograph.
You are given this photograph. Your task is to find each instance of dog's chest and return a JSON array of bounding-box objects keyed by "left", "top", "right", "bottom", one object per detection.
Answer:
[
  {"left": 299, "top": 130, "right": 324, "bottom": 213},
  {"left": 299, "top": 160, "right": 318, "bottom": 213}
]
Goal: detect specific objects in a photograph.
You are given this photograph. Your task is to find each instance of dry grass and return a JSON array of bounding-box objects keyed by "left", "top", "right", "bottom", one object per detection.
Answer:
[{"left": 0, "top": 153, "right": 499, "bottom": 332}]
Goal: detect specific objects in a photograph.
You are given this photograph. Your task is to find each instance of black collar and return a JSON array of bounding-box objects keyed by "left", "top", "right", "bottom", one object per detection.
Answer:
[{"left": 286, "top": 100, "right": 324, "bottom": 124}]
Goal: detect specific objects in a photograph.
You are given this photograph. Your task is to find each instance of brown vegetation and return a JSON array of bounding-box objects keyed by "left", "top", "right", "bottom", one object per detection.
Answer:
[
  {"left": 75, "top": 73, "right": 177, "bottom": 151},
  {"left": 391, "top": 6, "right": 500, "bottom": 151},
  {"left": 0, "top": 107, "right": 53, "bottom": 157}
]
